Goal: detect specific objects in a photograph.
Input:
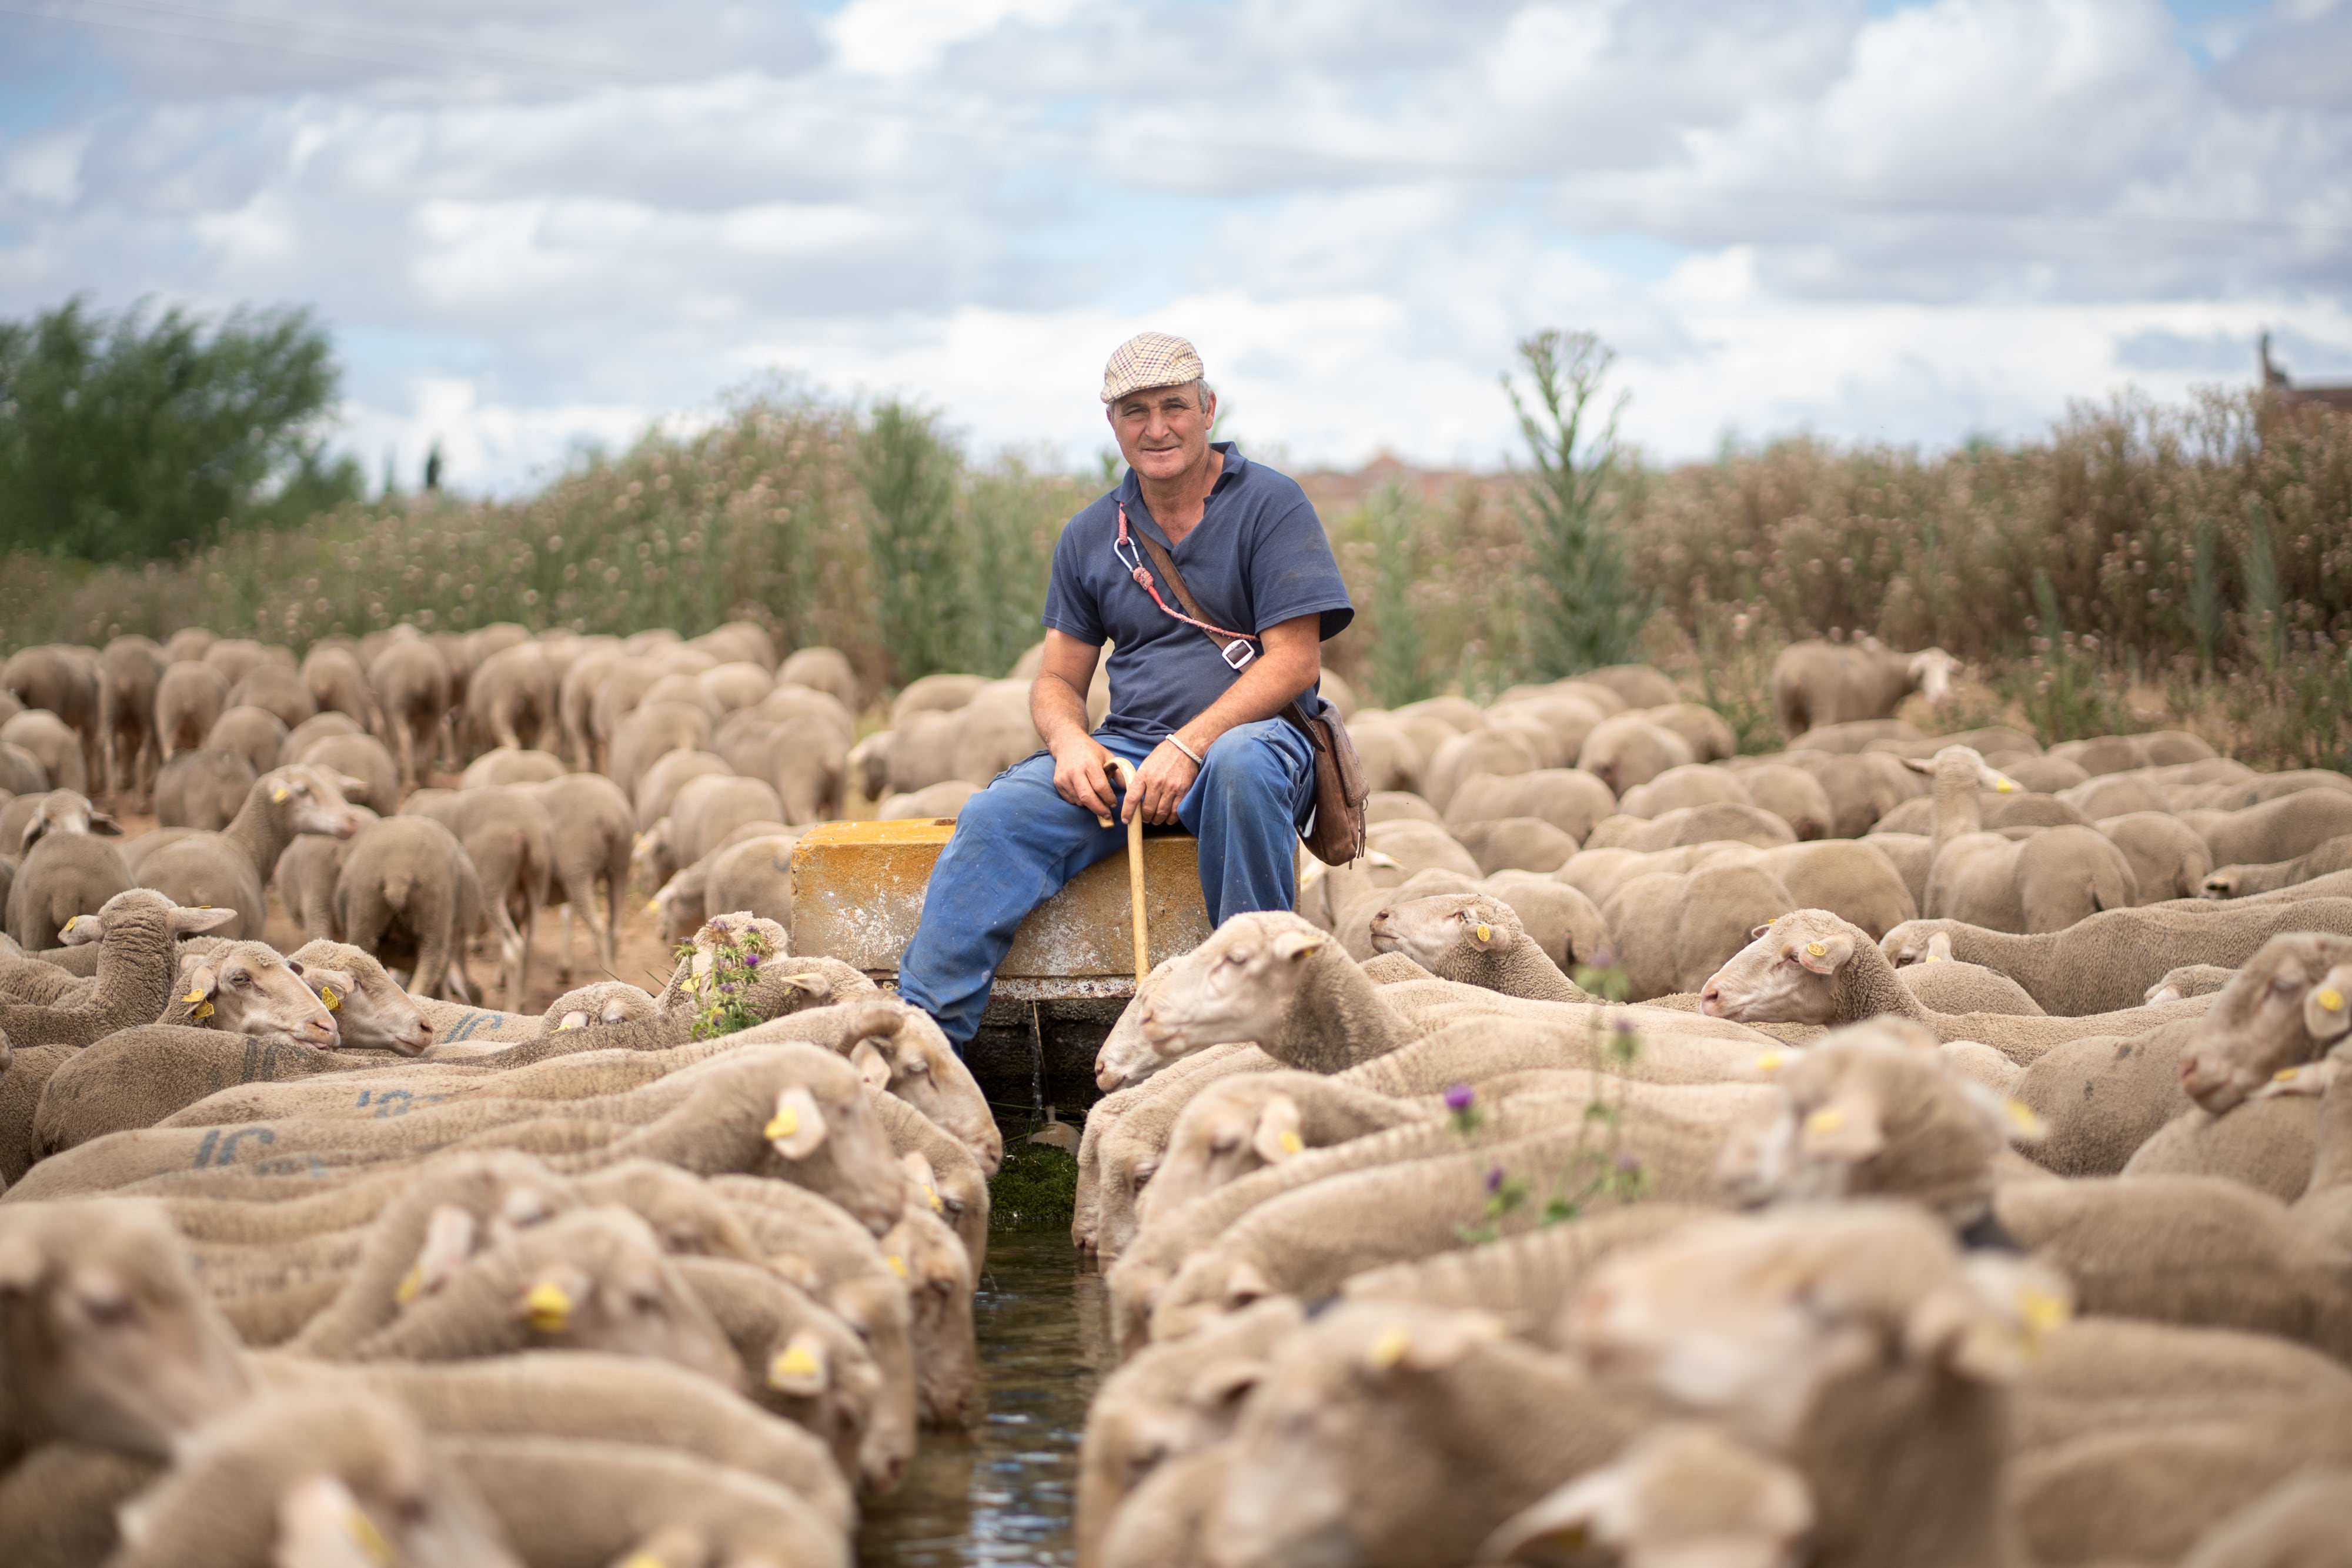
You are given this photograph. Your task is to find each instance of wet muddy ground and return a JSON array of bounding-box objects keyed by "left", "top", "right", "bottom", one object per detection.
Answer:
[{"left": 858, "top": 1231, "right": 1108, "bottom": 1566}]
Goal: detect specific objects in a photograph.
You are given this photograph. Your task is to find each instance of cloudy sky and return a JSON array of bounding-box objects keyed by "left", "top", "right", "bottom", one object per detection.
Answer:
[{"left": 3, "top": 0, "right": 2347, "bottom": 492}]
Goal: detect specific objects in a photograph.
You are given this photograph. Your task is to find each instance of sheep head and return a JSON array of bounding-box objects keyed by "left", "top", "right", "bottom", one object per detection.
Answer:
[
  {"left": 0, "top": 1198, "right": 254, "bottom": 1458},
  {"left": 261, "top": 765, "right": 366, "bottom": 838},
  {"left": 1700, "top": 910, "right": 1865, "bottom": 1025},
  {"left": 1140, "top": 1077, "right": 1312, "bottom": 1224},
  {"left": 2179, "top": 934, "right": 2352, "bottom": 1112},
  {"left": 1479, "top": 1423, "right": 1813, "bottom": 1568},
  {"left": 178, "top": 942, "right": 340, "bottom": 1049},
  {"left": 61, "top": 888, "right": 236, "bottom": 947},
  {"left": 1094, "top": 957, "right": 1183, "bottom": 1092},
  {"left": 1716, "top": 1021, "right": 2039, "bottom": 1226},
  {"left": 538, "top": 979, "right": 658, "bottom": 1036},
  {"left": 1898, "top": 743, "right": 2018, "bottom": 793},
  {"left": 1907, "top": 648, "right": 1962, "bottom": 707},
  {"left": 1367, "top": 891, "right": 1523, "bottom": 972},
  {"left": 1134, "top": 911, "right": 1328, "bottom": 1062},
  {"left": 289, "top": 941, "right": 432, "bottom": 1055},
  {"left": 840, "top": 1004, "right": 1002, "bottom": 1177},
  {"left": 1563, "top": 1206, "right": 2070, "bottom": 1449},
  {"left": 19, "top": 790, "right": 118, "bottom": 849}
]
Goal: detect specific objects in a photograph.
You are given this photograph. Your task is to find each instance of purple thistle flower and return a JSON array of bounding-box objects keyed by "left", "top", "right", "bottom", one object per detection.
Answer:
[
  {"left": 1485, "top": 1165, "right": 1506, "bottom": 1195},
  {"left": 1615, "top": 1153, "right": 1642, "bottom": 1174},
  {"left": 1612, "top": 1015, "right": 1637, "bottom": 1037},
  {"left": 1444, "top": 1084, "right": 1475, "bottom": 1113}
]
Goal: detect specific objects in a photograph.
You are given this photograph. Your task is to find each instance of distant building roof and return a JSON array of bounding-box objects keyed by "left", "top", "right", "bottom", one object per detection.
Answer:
[{"left": 2260, "top": 333, "right": 2352, "bottom": 412}]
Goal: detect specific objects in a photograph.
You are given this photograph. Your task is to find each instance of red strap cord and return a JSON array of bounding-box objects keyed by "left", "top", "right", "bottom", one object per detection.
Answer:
[{"left": 1116, "top": 501, "right": 1258, "bottom": 646}]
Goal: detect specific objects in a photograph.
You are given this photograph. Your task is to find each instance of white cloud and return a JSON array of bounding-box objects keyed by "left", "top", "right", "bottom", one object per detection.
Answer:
[{"left": 0, "top": 0, "right": 2343, "bottom": 494}]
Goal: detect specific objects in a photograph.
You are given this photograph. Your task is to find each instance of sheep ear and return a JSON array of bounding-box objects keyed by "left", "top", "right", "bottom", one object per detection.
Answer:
[
  {"left": 1477, "top": 1468, "right": 1623, "bottom": 1564},
  {"left": 555, "top": 1011, "right": 589, "bottom": 1032},
  {"left": 1799, "top": 1090, "right": 1884, "bottom": 1162},
  {"left": 1187, "top": 1356, "right": 1267, "bottom": 1413},
  {"left": 2256, "top": 1059, "right": 2338, "bottom": 1100},
  {"left": 764, "top": 1086, "right": 828, "bottom": 1160},
  {"left": 1926, "top": 932, "right": 1953, "bottom": 962},
  {"left": 303, "top": 968, "right": 356, "bottom": 1011},
  {"left": 59, "top": 912, "right": 103, "bottom": 945},
  {"left": 335, "top": 773, "right": 365, "bottom": 794},
  {"left": 169, "top": 905, "right": 238, "bottom": 936},
  {"left": 764, "top": 1251, "right": 822, "bottom": 1291},
  {"left": 1251, "top": 1095, "right": 1305, "bottom": 1164},
  {"left": 849, "top": 1039, "right": 895, "bottom": 1091},
  {"left": 767, "top": 1330, "right": 830, "bottom": 1396},
  {"left": 515, "top": 1265, "right": 588, "bottom": 1333},
  {"left": 1749, "top": 923, "right": 1775, "bottom": 941},
  {"left": 1907, "top": 1255, "right": 2071, "bottom": 1383},
  {"left": 1794, "top": 931, "right": 1854, "bottom": 975},
  {"left": 396, "top": 1203, "right": 480, "bottom": 1306},
  {"left": 182, "top": 965, "right": 220, "bottom": 1004},
  {"left": 1224, "top": 1260, "right": 1275, "bottom": 1308},
  {"left": 1271, "top": 930, "right": 1327, "bottom": 965},
  {"left": 87, "top": 811, "right": 121, "bottom": 836},
  {"left": 1361, "top": 1311, "right": 1501, "bottom": 1375},
  {"left": 899, "top": 1152, "right": 944, "bottom": 1215},
  {"left": 2303, "top": 972, "right": 2352, "bottom": 1042},
  {"left": 0, "top": 1228, "right": 44, "bottom": 1295},
  {"left": 1900, "top": 755, "right": 1936, "bottom": 775},
  {"left": 272, "top": 1474, "right": 381, "bottom": 1568}
]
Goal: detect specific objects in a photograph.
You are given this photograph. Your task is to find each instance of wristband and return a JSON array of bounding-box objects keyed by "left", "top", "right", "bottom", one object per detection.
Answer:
[{"left": 1167, "top": 734, "right": 1205, "bottom": 767}]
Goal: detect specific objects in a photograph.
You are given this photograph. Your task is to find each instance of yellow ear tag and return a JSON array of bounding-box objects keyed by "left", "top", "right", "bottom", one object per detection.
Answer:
[
  {"left": 2019, "top": 1286, "right": 2070, "bottom": 1338},
  {"left": 395, "top": 1265, "right": 426, "bottom": 1306},
  {"left": 272, "top": 784, "right": 290, "bottom": 803},
  {"left": 1278, "top": 1130, "right": 1305, "bottom": 1156},
  {"left": 763, "top": 1105, "right": 800, "bottom": 1141},
  {"left": 523, "top": 1282, "right": 572, "bottom": 1332},
  {"left": 182, "top": 989, "right": 206, "bottom": 1005},
  {"left": 924, "top": 1183, "right": 943, "bottom": 1214},
  {"left": 1755, "top": 1051, "right": 1786, "bottom": 1073},
  {"left": 1474, "top": 923, "right": 1492, "bottom": 944},
  {"left": 321, "top": 984, "right": 341, "bottom": 1011},
  {"left": 887, "top": 1253, "right": 909, "bottom": 1280},
  {"left": 1368, "top": 1325, "right": 1412, "bottom": 1370},
  {"left": 1995, "top": 780, "right": 2016, "bottom": 793},
  {"left": 342, "top": 1506, "right": 396, "bottom": 1568},
  {"left": 644, "top": 898, "right": 662, "bottom": 915},
  {"left": 1925, "top": 954, "right": 1942, "bottom": 964},
  {"left": 60, "top": 917, "right": 76, "bottom": 934},
  {"left": 1805, "top": 1106, "right": 1843, "bottom": 1135},
  {"left": 1805, "top": 942, "right": 1827, "bottom": 957},
  {"left": 2275, "top": 1066, "right": 2302, "bottom": 1082},
  {"left": 619, "top": 1556, "right": 667, "bottom": 1568},
  {"left": 2003, "top": 1101, "right": 2044, "bottom": 1136},
  {"left": 2320, "top": 988, "right": 2344, "bottom": 1012},
  {"left": 192, "top": 1001, "right": 214, "bottom": 1020},
  {"left": 770, "top": 1343, "right": 820, "bottom": 1383}
]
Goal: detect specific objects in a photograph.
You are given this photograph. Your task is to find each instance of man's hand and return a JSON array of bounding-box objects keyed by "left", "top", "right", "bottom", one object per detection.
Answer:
[
  {"left": 1050, "top": 733, "right": 1121, "bottom": 821},
  {"left": 1123, "top": 739, "right": 1200, "bottom": 827}
]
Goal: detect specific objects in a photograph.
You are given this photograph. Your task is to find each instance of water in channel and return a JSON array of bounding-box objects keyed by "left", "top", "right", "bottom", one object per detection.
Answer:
[{"left": 858, "top": 1231, "right": 1110, "bottom": 1566}]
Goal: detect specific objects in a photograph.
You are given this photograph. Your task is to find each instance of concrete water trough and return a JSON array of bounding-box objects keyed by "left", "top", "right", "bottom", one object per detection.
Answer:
[{"left": 790, "top": 818, "right": 1211, "bottom": 1112}]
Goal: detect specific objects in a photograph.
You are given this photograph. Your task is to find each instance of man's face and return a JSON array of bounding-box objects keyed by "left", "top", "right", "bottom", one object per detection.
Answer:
[{"left": 1109, "top": 384, "right": 1215, "bottom": 483}]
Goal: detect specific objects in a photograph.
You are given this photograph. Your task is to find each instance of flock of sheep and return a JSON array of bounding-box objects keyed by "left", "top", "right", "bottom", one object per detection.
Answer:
[
  {"left": 2, "top": 619, "right": 2351, "bottom": 1567},
  {"left": 0, "top": 621, "right": 1011, "bottom": 1568},
  {"left": 1068, "top": 656, "right": 2352, "bottom": 1567}
]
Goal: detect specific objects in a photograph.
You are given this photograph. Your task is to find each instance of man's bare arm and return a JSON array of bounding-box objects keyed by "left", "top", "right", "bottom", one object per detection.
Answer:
[
  {"left": 1125, "top": 613, "right": 1322, "bottom": 825},
  {"left": 1031, "top": 629, "right": 1117, "bottom": 819}
]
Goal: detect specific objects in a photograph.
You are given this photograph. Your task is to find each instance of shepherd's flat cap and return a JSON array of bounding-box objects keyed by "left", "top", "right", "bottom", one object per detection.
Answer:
[{"left": 1101, "top": 332, "right": 1206, "bottom": 403}]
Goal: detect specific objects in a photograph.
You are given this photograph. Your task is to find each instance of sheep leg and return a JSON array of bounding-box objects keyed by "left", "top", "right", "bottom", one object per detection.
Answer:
[
  {"left": 558, "top": 902, "right": 576, "bottom": 982},
  {"left": 489, "top": 899, "right": 526, "bottom": 1014}
]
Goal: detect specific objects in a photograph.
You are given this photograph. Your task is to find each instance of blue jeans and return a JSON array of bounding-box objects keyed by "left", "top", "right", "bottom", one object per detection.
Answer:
[{"left": 897, "top": 719, "right": 1317, "bottom": 1049}]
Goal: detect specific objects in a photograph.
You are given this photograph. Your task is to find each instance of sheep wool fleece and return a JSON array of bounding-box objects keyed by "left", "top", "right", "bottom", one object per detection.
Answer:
[{"left": 900, "top": 721, "right": 1316, "bottom": 1049}]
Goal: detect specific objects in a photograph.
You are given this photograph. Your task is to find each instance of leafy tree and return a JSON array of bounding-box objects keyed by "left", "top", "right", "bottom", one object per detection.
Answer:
[
  {"left": 1362, "top": 481, "right": 1432, "bottom": 707},
  {"left": 1504, "top": 329, "right": 1644, "bottom": 677},
  {"left": 0, "top": 296, "right": 360, "bottom": 563},
  {"left": 856, "top": 399, "right": 965, "bottom": 682}
]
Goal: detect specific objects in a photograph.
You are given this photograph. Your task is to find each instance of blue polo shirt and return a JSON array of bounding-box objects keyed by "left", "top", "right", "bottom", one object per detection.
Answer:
[{"left": 1041, "top": 443, "right": 1354, "bottom": 747}]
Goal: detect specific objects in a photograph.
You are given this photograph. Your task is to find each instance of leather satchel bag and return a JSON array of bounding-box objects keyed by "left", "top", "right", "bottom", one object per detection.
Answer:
[{"left": 1125, "top": 524, "right": 1369, "bottom": 865}]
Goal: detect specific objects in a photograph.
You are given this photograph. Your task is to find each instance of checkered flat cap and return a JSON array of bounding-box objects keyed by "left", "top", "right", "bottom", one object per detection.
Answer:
[{"left": 1101, "top": 332, "right": 1206, "bottom": 403}]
